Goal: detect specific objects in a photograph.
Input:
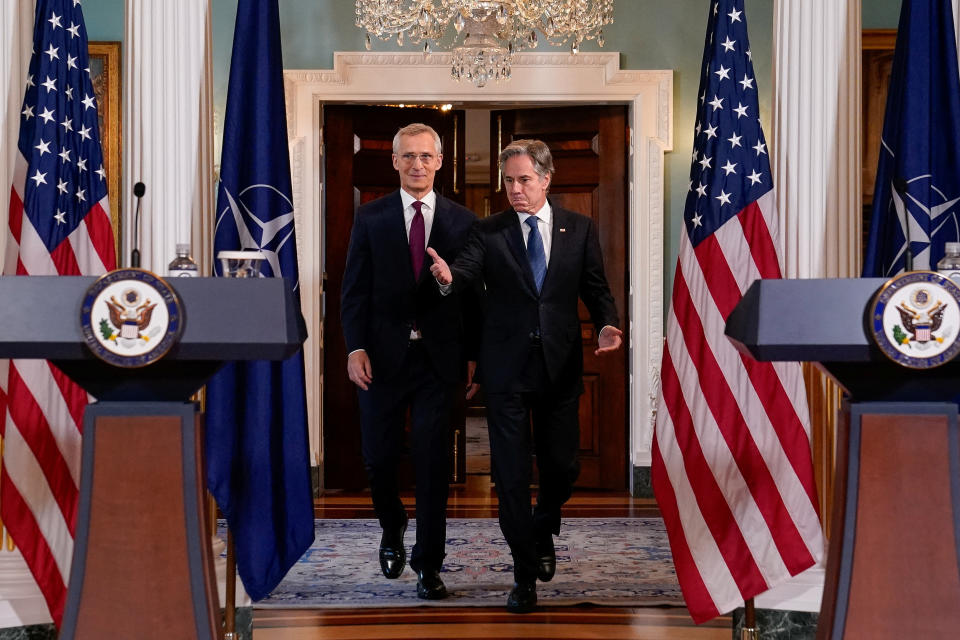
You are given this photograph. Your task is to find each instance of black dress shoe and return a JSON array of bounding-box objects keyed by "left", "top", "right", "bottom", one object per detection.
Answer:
[
  {"left": 416, "top": 569, "right": 448, "bottom": 600},
  {"left": 506, "top": 581, "right": 537, "bottom": 613},
  {"left": 378, "top": 518, "right": 408, "bottom": 579},
  {"left": 536, "top": 536, "right": 556, "bottom": 583}
]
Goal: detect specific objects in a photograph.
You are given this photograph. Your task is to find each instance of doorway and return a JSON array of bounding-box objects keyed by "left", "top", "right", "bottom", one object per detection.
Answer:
[
  {"left": 321, "top": 103, "right": 629, "bottom": 492},
  {"left": 284, "top": 53, "right": 673, "bottom": 493}
]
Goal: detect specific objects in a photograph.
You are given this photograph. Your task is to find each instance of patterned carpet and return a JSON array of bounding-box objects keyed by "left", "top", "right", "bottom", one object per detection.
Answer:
[{"left": 254, "top": 518, "right": 682, "bottom": 609}]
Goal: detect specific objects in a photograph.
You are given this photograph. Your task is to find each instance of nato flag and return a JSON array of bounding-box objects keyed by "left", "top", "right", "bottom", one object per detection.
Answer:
[
  {"left": 205, "top": 0, "right": 314, "bottom": 601},
  {"left": 863, "top": 0, "right": 960, "bottom": 277}
]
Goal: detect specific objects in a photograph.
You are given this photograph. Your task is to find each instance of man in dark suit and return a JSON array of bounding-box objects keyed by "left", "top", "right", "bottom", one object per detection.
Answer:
[
  {"left": 428, "top": 139, "right": 622, "bottom": 613},
  {"left": 341, "top": 123, "right": 478, "bottom": 600}
]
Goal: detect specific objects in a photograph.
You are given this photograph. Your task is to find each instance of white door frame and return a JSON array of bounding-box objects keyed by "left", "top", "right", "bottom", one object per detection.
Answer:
[{"left": 284, "top": 51, "right": 672, "bottom": 479}]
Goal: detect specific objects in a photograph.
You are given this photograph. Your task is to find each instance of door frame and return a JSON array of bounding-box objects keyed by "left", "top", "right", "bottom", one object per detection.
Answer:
[{"left": 284, "top": 51, "right": 673, "bottom": 488}]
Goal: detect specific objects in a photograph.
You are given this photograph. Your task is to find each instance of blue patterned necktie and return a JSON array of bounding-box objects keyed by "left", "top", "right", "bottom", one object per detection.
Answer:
[{"left": 525, "top": 216, "right": 546, "bottom": 293}]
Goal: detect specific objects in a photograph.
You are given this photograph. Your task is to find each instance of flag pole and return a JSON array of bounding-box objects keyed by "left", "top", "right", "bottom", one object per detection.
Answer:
[
  {"left": 0, "top": 437, "right": 11, "bottom": 552},
  {"left": 741, "top": 597, "right": 758, "bottom": 640},
  {"left": 0, "top": 436, "right": 4, "bottom": 547},
  {"left": 224, "top": 529, "right": 237, "bottom": 640}
]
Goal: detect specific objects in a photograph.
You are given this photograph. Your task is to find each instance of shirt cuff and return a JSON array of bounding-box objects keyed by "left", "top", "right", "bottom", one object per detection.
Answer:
[{"left": 599, "top": 325, "right": 617, "bottom": 337}]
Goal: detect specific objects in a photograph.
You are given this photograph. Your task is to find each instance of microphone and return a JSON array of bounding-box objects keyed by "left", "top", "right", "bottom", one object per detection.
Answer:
[{"left": 130, "top": 182, "right": 145, "bottom": 268}]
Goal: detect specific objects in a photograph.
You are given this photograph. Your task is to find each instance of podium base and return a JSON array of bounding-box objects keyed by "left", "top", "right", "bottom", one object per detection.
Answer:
[
  {"left": 60, "top": 402, "right": 219, "bottom": 640},
  {"left": 818, "top": 402, "right": 960, "bottom": 639}
]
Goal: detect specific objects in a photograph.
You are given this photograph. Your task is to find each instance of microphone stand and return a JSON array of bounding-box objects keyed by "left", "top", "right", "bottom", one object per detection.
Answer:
[{"left": 130, "top": 182, "right": 145, "bottom": 268}]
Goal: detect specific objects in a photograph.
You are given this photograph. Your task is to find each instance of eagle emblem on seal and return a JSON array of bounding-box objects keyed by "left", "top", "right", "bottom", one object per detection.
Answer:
[
  {"left": 892, "top": 287, "right": 946, "bottom": 345},
  {"left": 101, "top": 287, "right": 158, "bottom": 341}
]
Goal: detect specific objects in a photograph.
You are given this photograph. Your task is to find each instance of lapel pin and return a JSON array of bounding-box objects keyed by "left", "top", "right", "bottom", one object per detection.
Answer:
[{"left": 560, "top": 228, "right": 567, "bottom": 232}]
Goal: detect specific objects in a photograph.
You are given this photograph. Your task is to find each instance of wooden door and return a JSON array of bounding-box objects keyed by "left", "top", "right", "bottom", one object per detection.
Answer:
[
  {"left": 323, "top": 105, "right": 467, "bottom": 490},
  {"left": 490, "top": 106, "right": 629, "bottom": 490}
]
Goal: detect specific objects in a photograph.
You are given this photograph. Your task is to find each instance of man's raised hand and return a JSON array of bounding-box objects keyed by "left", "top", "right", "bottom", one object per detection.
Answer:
[{"left": 427, "top": 247, "right": 453, "bottom": 285}]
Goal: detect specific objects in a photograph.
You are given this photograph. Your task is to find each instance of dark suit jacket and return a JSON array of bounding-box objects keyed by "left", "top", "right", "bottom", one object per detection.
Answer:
[
  {"left": 341, "top": 190, "right": 479, "bottom": 382},
  {"left": 449, "top": 200, "right": 619, "bottom": 393}
]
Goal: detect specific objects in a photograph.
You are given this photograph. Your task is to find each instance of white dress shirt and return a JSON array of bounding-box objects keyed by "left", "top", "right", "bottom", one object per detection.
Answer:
[
  {"left": 517, "top": 200, "right": 552, "bottom": 266},
  {"left": 400, "top": 188, "right": 436, "bottom": 244}
]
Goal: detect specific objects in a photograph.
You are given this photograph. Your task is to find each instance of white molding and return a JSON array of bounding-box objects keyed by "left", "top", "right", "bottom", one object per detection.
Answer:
[
  {"left": 635, "top": 137, "right": 667, "bottom": 466},
  {"left": 755, "top": 564, "right": 825, "bottom": 613},
  {"left": 285, "top": 51, "right": 672, "bottom": 473},
  {"left": 0, "top": 549, "right": 51, "bottom": 628}
]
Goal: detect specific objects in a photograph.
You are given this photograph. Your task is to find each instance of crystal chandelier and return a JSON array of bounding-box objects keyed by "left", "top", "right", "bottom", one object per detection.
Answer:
[{"left": 355, "top": 1, "right": 614, "bottom": 88}]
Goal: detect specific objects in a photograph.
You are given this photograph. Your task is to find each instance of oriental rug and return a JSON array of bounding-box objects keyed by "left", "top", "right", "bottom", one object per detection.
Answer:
[{"left": 250, "top": 517, "right": 683, "bottom": 609}]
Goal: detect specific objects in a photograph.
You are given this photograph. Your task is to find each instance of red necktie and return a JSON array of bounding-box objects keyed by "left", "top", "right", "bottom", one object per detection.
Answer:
[{"left": 409, "top": 200, "right": 425, "bottom": 279}]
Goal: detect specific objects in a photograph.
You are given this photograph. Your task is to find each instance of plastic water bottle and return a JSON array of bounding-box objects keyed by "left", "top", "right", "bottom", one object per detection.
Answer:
[
  {"left": 937, "top": 242, "right": 960, "bottom": 286},
  {"left": 168, "top": 243, "right": 198, "bottom": 277}
]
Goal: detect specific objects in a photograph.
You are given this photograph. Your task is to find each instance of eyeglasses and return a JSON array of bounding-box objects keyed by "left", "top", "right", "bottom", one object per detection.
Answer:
[{"left": 398, "top": 152, "right": 437, "bottom": 165}]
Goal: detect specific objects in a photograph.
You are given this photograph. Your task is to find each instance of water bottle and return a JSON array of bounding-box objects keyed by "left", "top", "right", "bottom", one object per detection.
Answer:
[
  {"left": 937, "top": 242, "right": 960, "bottom": 285},
  {"left": 168, "top": 243, "right": 198, "bottom": 277}
]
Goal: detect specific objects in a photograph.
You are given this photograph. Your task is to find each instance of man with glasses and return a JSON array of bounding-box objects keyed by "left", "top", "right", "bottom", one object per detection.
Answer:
[
  {"left": 428, "top": 139, "right": 622, "bottom": 613},
  {"left": 341, "top": 123, "right": 479, "bottom": 601}
]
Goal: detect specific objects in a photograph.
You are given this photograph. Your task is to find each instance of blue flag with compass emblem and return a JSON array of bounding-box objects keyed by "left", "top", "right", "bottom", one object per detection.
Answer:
[
  {"left": 863, "top": 0, "right": 960, "bottom": 276},
  {"left": 205, "top": 0, "right": 314, "bottom": 601}
]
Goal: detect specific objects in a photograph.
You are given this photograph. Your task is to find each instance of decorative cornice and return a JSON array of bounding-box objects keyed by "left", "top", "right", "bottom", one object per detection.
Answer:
[
  {"left": 286, "top": 53, "right": 671, "bottom": 94},
  {"left": 284, "top": 68, "right": 344, "bottom": 85},
  {"left": 331, "top": 50, "right": 618, "bottom": 68},
  {"left": 285, "top": 53, "right": 673, "bottom": 152}
]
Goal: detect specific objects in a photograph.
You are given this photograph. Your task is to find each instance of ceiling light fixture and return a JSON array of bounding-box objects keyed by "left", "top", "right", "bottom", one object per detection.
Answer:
[{"left": 355, "top": 1, "right": 614, "bottom": 88}]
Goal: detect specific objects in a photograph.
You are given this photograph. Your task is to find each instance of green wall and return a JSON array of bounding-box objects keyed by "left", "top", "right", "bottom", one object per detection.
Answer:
[
  {"left": 863, "top": 1, "right": 903, "bottom": 28},
  {"left": 79, "top": 0, "right": 903, "bottom": 307},
  {"left": 81, "top": 0, "right": 123, "bottom": 41}
]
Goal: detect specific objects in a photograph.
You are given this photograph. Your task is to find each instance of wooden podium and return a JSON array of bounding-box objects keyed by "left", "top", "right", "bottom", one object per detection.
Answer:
[
  {"left": 0, "top": 276, "right": 306, "bottom": 640},
  {"left": 727, "top": 278, "right": 960, "bottom": 639}
]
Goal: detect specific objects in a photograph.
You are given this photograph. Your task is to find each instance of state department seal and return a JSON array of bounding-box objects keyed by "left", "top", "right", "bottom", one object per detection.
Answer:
[
  {"left": 870, "top": 271, "right": 960, "bottom": 369},
  {"left": 80, "top": 268, "right": 184, "bottom": 368}
]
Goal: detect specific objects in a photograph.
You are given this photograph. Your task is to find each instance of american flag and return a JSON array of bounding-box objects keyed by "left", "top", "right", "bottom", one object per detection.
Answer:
[
  {"left": 651, "top": 0, "right": 823, "bottom": 623},
  {"left": 1, "top": 0, "right": 116, "bottom": 627}
]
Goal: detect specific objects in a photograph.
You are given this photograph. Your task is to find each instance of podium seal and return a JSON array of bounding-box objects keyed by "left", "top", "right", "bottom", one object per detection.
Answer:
[
  {"left": 80, "top": 268, "right": 184, "bottom": 368},
  {"left": 870, "top": 271, "right": 960, "bottom": 369}
]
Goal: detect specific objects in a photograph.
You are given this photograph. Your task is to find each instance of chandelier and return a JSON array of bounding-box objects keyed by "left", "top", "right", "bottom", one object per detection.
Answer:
[{"left": 355, "top": 1, "right": 614, "bottom": 88}]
